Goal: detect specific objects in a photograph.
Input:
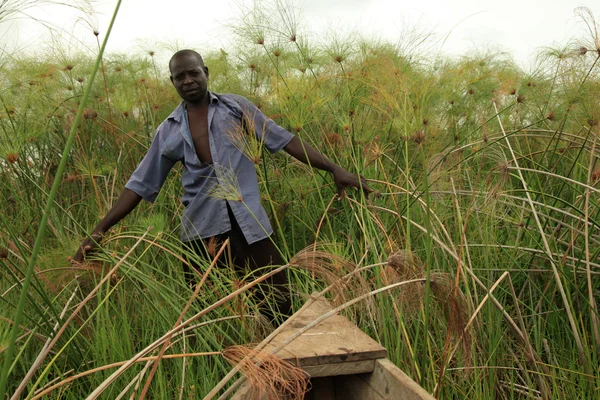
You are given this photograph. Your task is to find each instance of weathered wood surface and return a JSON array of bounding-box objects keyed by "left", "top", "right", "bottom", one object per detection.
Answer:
[
  {"left": 303, "top": 359, "right": 375, "bottom": 378},
  {"left": 263, "top": 294, "right": 387, "bottom": 372},
  {"left": 230, "top": 294, "right": 434, "bottom": 399}
]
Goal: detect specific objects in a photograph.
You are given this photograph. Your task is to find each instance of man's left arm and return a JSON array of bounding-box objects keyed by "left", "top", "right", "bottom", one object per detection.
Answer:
[
  {"left": 230, "top": 94, "right": 371, "bottom": 198},
  {"left": 283, "top": 136, "right": 371, "bottom": 199}
]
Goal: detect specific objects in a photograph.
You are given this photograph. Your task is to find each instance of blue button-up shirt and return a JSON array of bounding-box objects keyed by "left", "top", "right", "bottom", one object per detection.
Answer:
[{"left": 125, "top": 92, "right": 295, "bottom": 244}]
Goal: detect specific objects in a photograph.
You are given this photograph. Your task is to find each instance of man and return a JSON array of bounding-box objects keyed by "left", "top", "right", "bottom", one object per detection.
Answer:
[{"left": 74, "top": 49, "right": 370, "bottom": 323}]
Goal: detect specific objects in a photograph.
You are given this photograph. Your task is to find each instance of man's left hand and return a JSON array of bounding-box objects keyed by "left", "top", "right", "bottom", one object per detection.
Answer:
[{"left": 332, "top": 166, "right": 372, "bottom": 199}]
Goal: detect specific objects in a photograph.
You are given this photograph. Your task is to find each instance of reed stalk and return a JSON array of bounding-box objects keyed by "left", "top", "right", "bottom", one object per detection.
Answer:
[{"left": 0, "top": 1, "right": 123, "bottom": 397}]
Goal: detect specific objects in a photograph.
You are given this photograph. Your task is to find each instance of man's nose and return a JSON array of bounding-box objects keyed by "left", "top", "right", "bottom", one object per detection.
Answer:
[{"left": 183, "top": 74, "right": 193, "bottom": 84}]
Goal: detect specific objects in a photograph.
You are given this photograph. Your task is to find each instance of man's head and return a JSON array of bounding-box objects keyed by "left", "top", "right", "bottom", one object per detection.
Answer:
[{"left": 169, "top": 50, "right": 209, "bottom": 104}]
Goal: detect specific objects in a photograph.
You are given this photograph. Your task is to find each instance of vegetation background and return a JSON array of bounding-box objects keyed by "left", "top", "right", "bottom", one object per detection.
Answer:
[{"left": 1, "top": 1, "right": 599, "bottom": 398}]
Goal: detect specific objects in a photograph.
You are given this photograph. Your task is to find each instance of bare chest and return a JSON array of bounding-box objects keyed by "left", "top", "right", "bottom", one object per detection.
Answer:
[{"left": 187, "top": 108, "right": 212, "bottom": 164}]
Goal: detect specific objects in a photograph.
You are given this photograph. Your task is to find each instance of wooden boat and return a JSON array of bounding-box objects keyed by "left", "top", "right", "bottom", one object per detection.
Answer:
[{"left": 231, "top": 294, "right": 434, "bottom": 399}]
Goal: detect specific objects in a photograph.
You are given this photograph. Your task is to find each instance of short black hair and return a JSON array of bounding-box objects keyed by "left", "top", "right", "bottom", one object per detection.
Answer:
[{"left": 169, "top": 49, "right": 205, "bottom": 73}]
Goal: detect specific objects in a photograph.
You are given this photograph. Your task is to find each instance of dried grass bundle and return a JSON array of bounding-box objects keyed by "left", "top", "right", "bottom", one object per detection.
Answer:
[
  {"left": 382, "top": 251, "right": 426, "bottom": 315},
  {"left": 384, "top": 251, "right": 471, "bottom": 359},
  {"left": 289, "top": 244, "right": 367, "bottom": 306},
  {"left": 222, "top": 345, "right": 309, "bottom": 399}
]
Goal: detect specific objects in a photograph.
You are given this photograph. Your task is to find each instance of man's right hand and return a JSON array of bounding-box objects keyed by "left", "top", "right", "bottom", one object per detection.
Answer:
[
  {"left": 73, "top": 231, "right": 104, "bottom": 263},
  {"left": 71, "top": 188, "right": 143, "bottom": 264}
]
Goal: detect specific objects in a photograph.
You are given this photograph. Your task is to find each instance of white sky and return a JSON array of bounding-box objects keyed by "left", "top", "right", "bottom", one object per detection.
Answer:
[{"left": 1, "top": 0, "right": 599, "bottom": 69}]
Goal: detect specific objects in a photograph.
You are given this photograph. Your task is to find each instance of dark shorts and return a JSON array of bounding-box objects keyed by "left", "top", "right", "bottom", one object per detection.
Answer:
[{"left": 182, "top": 204, "right": 291, "bottom": 322}]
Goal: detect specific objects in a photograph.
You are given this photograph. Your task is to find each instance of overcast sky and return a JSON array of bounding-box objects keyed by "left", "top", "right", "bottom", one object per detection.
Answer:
[{"left": 2, "top": 0, "right": 599, "bottom": 69}]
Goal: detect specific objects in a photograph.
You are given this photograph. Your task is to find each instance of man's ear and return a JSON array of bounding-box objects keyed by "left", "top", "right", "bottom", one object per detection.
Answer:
[
  {"left": 204, "top": 66, "right": 209, "bottom": 79},
  {"left": 170, "top": 75, "right": 174, "bottom": 84}
]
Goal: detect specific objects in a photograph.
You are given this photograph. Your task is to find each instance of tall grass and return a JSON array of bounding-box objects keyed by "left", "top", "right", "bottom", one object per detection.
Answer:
[{"left": 1, "top": 2, "right": 600, "bottom": 399}]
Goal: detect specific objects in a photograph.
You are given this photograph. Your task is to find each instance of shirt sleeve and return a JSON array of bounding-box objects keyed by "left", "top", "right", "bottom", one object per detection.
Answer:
[
  {"left": 125, "top": 128, "right": 177, "bottom": 202},
  {"left": 230, "top": 94, "right": 295, "bottom": 153}
]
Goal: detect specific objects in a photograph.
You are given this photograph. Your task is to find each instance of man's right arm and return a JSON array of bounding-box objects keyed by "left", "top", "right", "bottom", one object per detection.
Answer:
[
  {"left": 73, "top": 123, "right": 178, "bottom": 263},
  {"left": 73, "top": 188, "right": 142, "bottom": 262}
]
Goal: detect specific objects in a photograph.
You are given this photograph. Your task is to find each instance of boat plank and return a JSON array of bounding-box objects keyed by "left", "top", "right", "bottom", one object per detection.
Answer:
[
  {"left": 263, "top": 294, "right": 387, "bottom": 372},
  {"left": 303, "top": 359, "right": 375, "bottom": 378}
]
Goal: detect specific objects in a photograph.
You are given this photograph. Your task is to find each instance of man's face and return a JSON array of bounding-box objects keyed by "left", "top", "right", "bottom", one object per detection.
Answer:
[{"left": 169, "top": 54, "right": 209, "bottom": 104}]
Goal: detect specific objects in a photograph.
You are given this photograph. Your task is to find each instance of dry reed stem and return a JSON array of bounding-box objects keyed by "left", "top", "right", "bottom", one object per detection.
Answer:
[
  {"left": 12, "top": 228, "right": 153, "bottom": 400},
  {"left": 178, "top": 333, "right": 187, "bottom": 400},
  {"left": 465, "top": 243, "right": 600, "bottom": 273},
  {"left": 112, "top": 316, "right": 245, "bottom": 400},
  {"left": 13, "top": 286, "right": 79, "bottom": 396},
  {"left": 30, "top": 352, "right": 220, "bottom": 400},
  {"left": 507, "top": 276, "right": 551, "bottom": 399},
  {"left": 32, "top": 368, "right": 76, "bottom": 397},
  {"left": 507, "top": 166, "right": 600, "bottom": 194},
  {"left": 222, "top": 345, "right": 309, "bottom": 399},
  {"left": 347, "top": 192, "right": 458, "bottom": 261},
  {"left": 449, "top": 177, "right": 476, "bottom": 310},
  {"left": 311, "top": 194, "right": 337, "bottom": 272},
  {"left": 426, "top": 189, "right": 600, "bottom": 235},
  {"left": 500, "top": 379, "right": 542, "bottom": 400},
  {"left": 493, "top": 100, "right": 587, "bottom": 370},
  {"left": 87, "top": 264, "right": 293, "bottom": 399},
  {"left": 385, "top": 189, "right": 600, "bottom": 244},
  {"left": 0, "top": 315, "right": 46, "bottom": 347},
  {"left": 112, "top": 370, "right": 150, "bottom": 400},
  {"left": 342, "top": 198, "right": 399, "bottom": 327},
  {"left": 433, "top": 271, "right": 509, "bottom": 395},
  {"left": 584, "top": 132, "right": 600, "bottom": 355},
  {"left": 137, "top": 238, "right": 230, "bottom": 400}
]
